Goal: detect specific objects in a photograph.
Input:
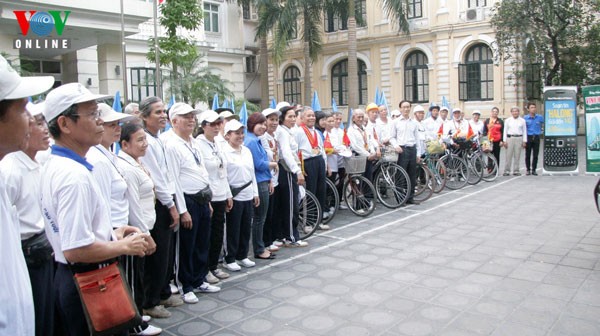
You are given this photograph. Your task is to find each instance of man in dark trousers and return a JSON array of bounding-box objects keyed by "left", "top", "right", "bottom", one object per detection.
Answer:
[{"left": 524, "top": 102, "right": 544, "bottom": 175}]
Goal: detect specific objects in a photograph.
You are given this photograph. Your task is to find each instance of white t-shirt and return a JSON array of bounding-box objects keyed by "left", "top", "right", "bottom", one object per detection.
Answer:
[
  {"left": 117, "top": 151, "right": 156, "bottom": 232},
  {"left": 260, "top": 132, "right": 279, "bottom": 187},
  {"left": 0, "top": 151, "right": 44, "bottom": 239},
  {"left": 0, "top": 170, "right": 34, "bottom": 335},
  {"left": 196, "top": 135, "right": 232, "bottom": 202},
  {"left": 87, "top": 145, "right": 129, "bottom": 228},
  {"left": 41, "top": 148, "right": 114, "bottom": 264},
  {"left": 222, "top": 144, "right": 258, "bottom": 201}
]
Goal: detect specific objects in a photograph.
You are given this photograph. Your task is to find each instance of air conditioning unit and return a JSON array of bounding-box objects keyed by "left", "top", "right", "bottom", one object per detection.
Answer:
[
  {"left": 251, "top": 12, "right": 258, "bottom": 20},
  {"left": 466, "top": 9, "right": 478, "bottom": 21}
]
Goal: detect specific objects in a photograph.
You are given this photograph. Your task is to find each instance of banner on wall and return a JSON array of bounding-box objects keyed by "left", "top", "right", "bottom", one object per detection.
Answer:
[{"left": 583, "top": 85, "right": 600, "bottom": 173}]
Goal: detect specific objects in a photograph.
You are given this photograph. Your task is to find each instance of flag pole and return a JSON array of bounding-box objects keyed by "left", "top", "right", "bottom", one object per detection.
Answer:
[
  {"left": 120, "top": 0, "right": 129, "bottom": 103},
  {"left": 153, "top": 0, "right": 162, "bottom": 98}
]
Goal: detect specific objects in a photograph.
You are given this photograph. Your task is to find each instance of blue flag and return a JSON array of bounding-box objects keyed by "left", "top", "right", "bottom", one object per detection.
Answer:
[
  {"left": 239, "top": 101, "right": 248, "bottom": 134},
  {"left": 167, "top": 94, "right": 176, "bottom": 109},
  {"left": 230, "top": 98, "right": 235, "bottom": 113},
  {"left": 374, "top": 86, "right": 381, "bottom": 105},
  {"left": 113, "top": 91, "right": 122, "bottom": 112},
  {"left": 212, "top": 93, "right": 220, "bottom": 110},
  {"left": 270, "top": 97, "right": 277, "bottom": 109},
  {"left": 311, "top": 91, "right": 321, "bottom": 112},
  {"left": 332, "top": 97, "right": 338, "bottom": 112}
]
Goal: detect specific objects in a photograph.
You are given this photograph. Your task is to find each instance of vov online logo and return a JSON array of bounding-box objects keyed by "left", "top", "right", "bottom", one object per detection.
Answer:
[{"left": 13, "top": 10, "right": 71, "bottom": 50}]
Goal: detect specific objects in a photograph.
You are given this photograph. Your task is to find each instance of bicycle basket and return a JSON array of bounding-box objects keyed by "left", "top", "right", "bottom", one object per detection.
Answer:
[
  {"left": 480, "top": 137, "right": 492, "bottom": 153},
  {"left": 343, "top": 156, "right": 367, "bottom": 174},
  {"left": 426, "top": 141, "right": 445, "bottom": 155},
  {"left": 382, "top": 149, "right": 399, "bottom": 162},
  {"left": 454, "top": 137, "right": 473, "bottom": 151}
]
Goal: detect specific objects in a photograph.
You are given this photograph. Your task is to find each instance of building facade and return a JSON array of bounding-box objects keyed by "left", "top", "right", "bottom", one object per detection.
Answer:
[
  {"left": 269, "top": 0, "right": 536, "bottom": 118},
  {"left": 0, "top": 0, "right": 259, "bottom": 105}
]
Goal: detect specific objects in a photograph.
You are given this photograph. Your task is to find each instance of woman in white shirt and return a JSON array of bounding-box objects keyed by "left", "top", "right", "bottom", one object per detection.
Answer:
[
  {"left": 221, "top": 120, "right": 259, "bottom": 271},
  {"left": 196, "top": 110, "right": 233, "bottom": 283},
  {"left": 116, "top": 122, "right": 162, "bottom": 336}
]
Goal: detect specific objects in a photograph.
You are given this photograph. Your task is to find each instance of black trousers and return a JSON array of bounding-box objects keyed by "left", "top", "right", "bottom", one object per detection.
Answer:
[
  {"left": 275, "top": 167, "right": 300, "bottom": 242},
  {"left": 177, "top": 196, "right": 211, "bottom": 293},
  {"left": 143, "top": 202, "right": 176, "bottom": 308},
  {"left": 55, "top": 264, "right": 88, "bottom": 336},
  {"left": 124, "top": 255, "right": 149, "bottom": 334},
  {"left": 225, "top": 200, "right": 253, "bottom": 263},
  {"left": 398, "top": 146, "right": 417, "bottom": 201},
  {"left": 27, "top": 258, "right": 54, "bottom": 336},
  {"left": 208, "top": 200, "right": 227, "bottom": 272},
  {"left": 263, "top": 190, "right": 277, "bottom": 247},
  {"left": 525, "top": 135, "right": 541, "bottom": 171},
  {"left": 490, "top": 141, "right": 502, "bottom": 168},
  {"left": 304, "top": 156, "right": 327, "bottom": 215}
]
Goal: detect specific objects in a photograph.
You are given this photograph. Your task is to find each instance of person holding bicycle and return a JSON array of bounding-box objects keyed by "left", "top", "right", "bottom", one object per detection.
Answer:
[{"left": 347, "top": 109, "right": 379, "bottom": 181}]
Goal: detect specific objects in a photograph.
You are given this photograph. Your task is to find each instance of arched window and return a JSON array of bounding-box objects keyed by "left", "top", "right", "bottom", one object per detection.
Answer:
[
  {"left": 459, "top": 43, "right": 493, "bottom": 101},
  {"left": 404, "top": 51, "right": 429, "bottom": 103},
  {"left": 283, "top": 66, "right": 301, "bottom": 104},
  {"left": 331, "top": 59, "right": 367, "bottom": 106}
]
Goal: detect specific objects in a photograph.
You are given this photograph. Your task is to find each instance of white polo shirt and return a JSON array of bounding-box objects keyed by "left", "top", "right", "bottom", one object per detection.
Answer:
[
  {"left": 163, "top": 134, "right": 210, "bottom": 195},
  {"left": 275, "top": 126, "right": 301, "bottom": 175},
  {"left": 87, "top": 145, "right": 129, "bottom": 228},
  {"left": 0, "top": 170, "right": 34, "bottom": 336},
  {"left": 140, "top": 129, "right": 177, "bottom": 210},
  {"left": 0, "top": 151, "right": 44, "bottom": 239},
  {"left": 196, "top": 134, "right": 232, "bottom": 202},
  {"left": 41, "top": 146, "right": 114, "bottom": 264},
  {"left": 117, "top": 151, "right": 156, "bottom": 232},
  {"left": 222, "top": 143, "right": 258, "bottom": 202},
  {"left": 260, "top": 132, "right": 279, "bottom": 187}
]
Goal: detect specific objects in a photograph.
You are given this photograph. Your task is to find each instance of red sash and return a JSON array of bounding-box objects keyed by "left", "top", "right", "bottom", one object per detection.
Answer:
[{"left": 301, "top": 125, "right": 319, "bottom": 149}]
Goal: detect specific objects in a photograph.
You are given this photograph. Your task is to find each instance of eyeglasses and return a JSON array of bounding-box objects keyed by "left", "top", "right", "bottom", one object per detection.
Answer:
[{"left": 73, "top": 110, "right": 101, "bottom": 120}]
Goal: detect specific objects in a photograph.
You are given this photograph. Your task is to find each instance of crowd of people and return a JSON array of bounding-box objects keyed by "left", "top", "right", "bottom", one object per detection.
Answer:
[{"left": 0, "top": 54, "right": 544, "bottom": 336}]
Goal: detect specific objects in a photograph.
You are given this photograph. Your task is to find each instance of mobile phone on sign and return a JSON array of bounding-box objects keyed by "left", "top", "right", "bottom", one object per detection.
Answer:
[{"left": 543, "top": 87, "right": 578, "bottom": 172}]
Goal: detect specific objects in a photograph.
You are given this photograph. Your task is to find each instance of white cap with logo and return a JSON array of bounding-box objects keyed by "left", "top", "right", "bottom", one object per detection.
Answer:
[
  {"left": 413, "top": 105, "right": 425, "bottom": 113},
  {"left": 43, "top": 83, "right": 111, "bottom": 122},
  {"left": 0, "top": 55, "right": 54, "bottom": 101},
  {"left": 198, "top": 110, "right": 222, "bottom": 124},
  {"left": 97, "top": 103, "right": 135, "bottom": 123},
  {"left": 168, "top": 102, "right": 201, "bottom": 120},
  {"left": 224, "top": 119, "right": 245, "bottom": 134},
  {"left": 261, "top": 108, "right": 280, "bottom": 118}
]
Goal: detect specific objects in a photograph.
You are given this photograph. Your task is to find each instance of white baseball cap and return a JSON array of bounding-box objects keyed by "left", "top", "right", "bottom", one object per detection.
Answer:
[
  {"left": 224, "top": 119, "right": 245, "bottom": 134},
  {"left": 0, "top": 55, "right": 54, "bottom": 101},
  {"left": 26, "top": 102, "right": 45, "bottom": 117},
  {"left": 440, "top": 106, "right": 449, "bottom": 112},
  {"left": 168, "top": 102, "right": 200, "bottom": 120},
  {"left": 275, "top": 102, "right": 290, "bottom": 111},
  {"left": 391, "top": 109, "right": 401, "bottom": 117},
  {"left": 198, "top": 110, "right": 222, "bottom": 124},
  {"left": 413, "top": 105, "right": 425, "bottom": 113},
  {"left": 452, "top": 108, "right": 462, "bottom": 114},
  {"left": 44, "top": 83, "right": 111, "bottom": 122},
  {"left": 219, "top": 110, "right": 239, "bottom": 120},
  {"left": 472, "top": 110, "right": 481, "bottom": 115},
  {"left": 261, "top": 108, "right": 280, "bottom": 118},
  {"left": 97, "top": 103, "right": 135, "bottom": 123}
]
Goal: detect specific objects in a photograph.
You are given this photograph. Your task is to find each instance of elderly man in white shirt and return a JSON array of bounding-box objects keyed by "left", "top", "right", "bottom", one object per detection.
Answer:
[
  {"left": 423, "top": 104, "right": 443, "bottom": 140},
  {"left": 164, "top": 103, "right": 220, "bottom": 304},
  {"left": 347, "top": 108, "right": 379, "bottom": 181},
  {"left": 0, "top": 100, "right": 55, "bottom": 336},
  {"left": 469, "top": 110, "right": 485, "bottom": 138},
  {"left": 388, "top": 100, "right": 420, "bottom": 204},
  {"left": 441, "top": 108, "right": 472, "bottom": 145},
  {"left": 503, "top": 106, "right": 528, "bottom": 176}
]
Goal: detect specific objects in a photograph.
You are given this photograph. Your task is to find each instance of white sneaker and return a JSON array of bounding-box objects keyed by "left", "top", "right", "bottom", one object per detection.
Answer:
[
  {"left": 169, "top": 282, "right": 178, "bottom": 294},
  {"left": 319, "top": 224, "right": 330, "bottom": 230},
  {"left": 267, "top": 244, "right": 280, "bottom": 252},
  {"left": 205, "top": 271, "right": 220, "bottom": 284},
  {"left": 131, "top": 324, "right": 162, "bottom": 336},
  {"left": 212, "top": 269, "right": 230, "bottom": 279},
  {"left": 194, "top": 282, "right": 221, "bottom": 293},
  {"left": 223, "top": 262, "right": 241, "bottom": 272},
  {"left": 284, "top": 239, "right": 308, "bottom": 247},
  {"left": 339, "top": 203, "right": 348, "bottom": 210},
  {"left": 329, "top": 206, "right": 336, "bottom": 212},
  {"left": 142, "top": 315, "right": 151, "bottom": 323},
  {"left": 273, "top": 239, "right": 284, "bottom": 247},
  {"left": 323, "top": 212, "right": 330, "bottom": 219},
  {"left": 182, "top": 291, "right": 199, "bottom": 304},
  {"left": 303, "top": 225, "right": 313, "bottom": 234},
  {"left": 238, "top": 258, "right": 256, "bottom": 268}
]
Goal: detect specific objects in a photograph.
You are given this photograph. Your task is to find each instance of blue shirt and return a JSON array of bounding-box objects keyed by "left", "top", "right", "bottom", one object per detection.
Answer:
[
  {"left": 524, "top": 114, "right": 544, "bottom": 135},
  {"left": 244, "top": 132, "right": 272, "bottom": 183}
]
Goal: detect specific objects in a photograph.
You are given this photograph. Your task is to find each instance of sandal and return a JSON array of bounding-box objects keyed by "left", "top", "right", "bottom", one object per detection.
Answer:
[{"left": 254, "top": 252, "right": 275, "bottom": 260}]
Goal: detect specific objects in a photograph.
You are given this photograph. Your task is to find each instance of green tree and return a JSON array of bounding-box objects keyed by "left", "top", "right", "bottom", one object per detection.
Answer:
[
  {"left": 147, "top": 0, "right": 203, "bottom": 87},
  {"left": 491, "top": 0, "right": 600, "bottom": 88}
]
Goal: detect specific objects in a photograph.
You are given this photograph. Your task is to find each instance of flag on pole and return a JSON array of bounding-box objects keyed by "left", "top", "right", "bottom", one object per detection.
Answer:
[
  {"left": 332, "top": 98, "right": 338, "bottom": 112},
  {"left": 212, "top": 93, "right": 220, "bottom": 110},
  {"left": 311, "top": 91, "right": 321, "bottom": 112},
  {"left": 239, "top": 101, "right": 248, "bottom": 134},
  {"left": 113, "top": 91, "right": 122, "bottom": 112},
  {"left": 270, "top": 97, "right": 277, "bottom": 109},
  {"left": 221, "top": 98, "right": 230, "bottom": 109},
  {"left": 167, "top": 94, "right": 176, "bottom": 109},
  {"left": 380, "top": 89, "right": 389, "bottom": 113},
  {"left": 374, "top": 87, "right": 381, "bottom": 105}
]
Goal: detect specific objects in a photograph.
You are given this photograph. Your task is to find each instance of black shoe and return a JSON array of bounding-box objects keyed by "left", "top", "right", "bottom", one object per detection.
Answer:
[
  {"left": 526, "top": 171, "right": 531, "bottom": 175},
  {"left": 532, "top": 171, "right": 538, "bottom": 176},
  {"left": 406, "top": 199, "right": 420, "bottom": 205}
]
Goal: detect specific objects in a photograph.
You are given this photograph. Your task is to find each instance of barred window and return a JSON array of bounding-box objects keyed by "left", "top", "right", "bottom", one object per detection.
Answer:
[
  {"left": 404, "top": 51, "right": 429, "bottom": 103},
  {"left": 459, "top": 44, "right": 493, "bottom": 101},
  {"left": 407, "top": 0, "right": 423, "bottom": 19},
  {"left": 331, "top": 59, "right": 367, "bottom": 106},
  {"left": 283, "top": 66, "right": 301, "bottom": 104},
  {"left": 525, "top": 63, "right": 541, "bottom": 100},
  {"left": 130, "top": 67, "right": 156, "bottom": 103}
]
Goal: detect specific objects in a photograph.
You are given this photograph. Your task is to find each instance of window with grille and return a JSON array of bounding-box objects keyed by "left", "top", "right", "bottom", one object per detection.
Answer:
[
  {"left": 468, "top": 0, "right": 486, "bottom": 8},
  {"left": 459, "top": 44, "right": 493, "bottom": 101},
  {"left": 130, "top": 68, "right": 156, "bottom": 103},
  {"left": 246, "top": 56, "right": 257, "bottom": 73},
  {"left": 283, "top": 66, "right": 301, "bottom": 104},
  {"left": 407, "top": 0, "right": 423, "bottom": 19},
  {"left": 525, "top": 63, "right": 541, "bottom": 100},
  {"left": 404, "top": 51, "right": 429, "bottom": 103},
  {"left": 204, "top": 3, "right": 219, "bottom": 33},
  {"left": 242, "top": 3, "right": 250, "bottom": 20},
  {"left": 324, "top": 0, "right": 366, "bottom": 32},
  {"left": 331, "top": 59, "right": 367, "bottom": 106}
]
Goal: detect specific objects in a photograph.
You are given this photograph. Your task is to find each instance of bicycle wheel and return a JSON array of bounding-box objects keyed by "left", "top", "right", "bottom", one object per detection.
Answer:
[
  {"left": 343, "top": 174, "right": 376, "bottom": 216},
  {"left": 374, "top": 162, "right": 410, "bottom": 208},
  {"left": 445, "top": 155, "right": 469, "bottom": 190},
  {"left": 323, "top": 178, "right": 339, "bottom": 224},
  {"left": 414, "top": 164, "right": 433, "bottom": 202},
  {"left": 466, "top": 152, "right": 484, "bottom": 185},
  {"left": 298, "top": 189, "right": 322, "bottom": 240},
  {"left": 429, "top": 158, "right": 447, "bottom": 193},
  {"left": 481, "top": 152, "right": 499, "bottom": 182}
]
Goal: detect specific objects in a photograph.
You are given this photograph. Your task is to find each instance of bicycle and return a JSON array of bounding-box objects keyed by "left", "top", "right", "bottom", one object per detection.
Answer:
[
  {"left": 452, "top": 138, "right": 484, "bottom": 185},
  {"left": 414, "top": 162, "right": 433, "bottom": 202},
  {"left": 298, "top": 187, "right": 322, "bottom": 240},
  {"left": 422, "top": 142, "right": 447, "bottom": 193},
  {"left": 372, "top": 147, "right": 411, "bottom": 209},
  {"left": 440, "top": 148, "right": 470, "bottom": 190},
  {"left": 322, "top": 178, "right": 339, "bottom": 224},
  {"left": 341, "top": 156, "right": 376, "bottom": 217}
]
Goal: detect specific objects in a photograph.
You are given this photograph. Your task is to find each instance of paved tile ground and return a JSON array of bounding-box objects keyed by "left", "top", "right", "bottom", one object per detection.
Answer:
[{"left": 155, "top": 137, "right": 600, "bottom": 335}]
